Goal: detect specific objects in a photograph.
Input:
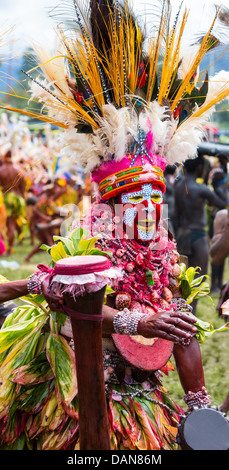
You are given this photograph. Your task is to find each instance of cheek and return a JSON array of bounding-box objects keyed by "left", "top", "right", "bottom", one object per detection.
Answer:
[{"left": 123, "top": 207, "right": 137, "bottom": 226}]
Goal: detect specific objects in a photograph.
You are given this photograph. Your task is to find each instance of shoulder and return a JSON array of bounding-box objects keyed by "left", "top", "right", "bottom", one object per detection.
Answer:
[{"left": 214, "top": 209, "right": 229, "bottom": 234}]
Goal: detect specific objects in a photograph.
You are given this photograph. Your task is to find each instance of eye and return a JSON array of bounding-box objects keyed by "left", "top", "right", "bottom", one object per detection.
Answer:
[
  {"left": 151, "top": 194, "right": 162, "bottom": 203},
  {"left": 129, "top": 195, "right": 143, "bottom": 203}
]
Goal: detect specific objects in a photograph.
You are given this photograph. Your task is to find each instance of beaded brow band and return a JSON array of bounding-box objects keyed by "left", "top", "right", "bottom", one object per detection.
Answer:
[{"left": 99, "top": 168, "right": 165, "bottom": 199}]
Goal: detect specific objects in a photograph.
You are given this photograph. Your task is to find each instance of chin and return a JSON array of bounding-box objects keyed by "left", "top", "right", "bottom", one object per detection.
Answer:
[{"left": 137, "top": 227, "right": 155, "bottom": 241}]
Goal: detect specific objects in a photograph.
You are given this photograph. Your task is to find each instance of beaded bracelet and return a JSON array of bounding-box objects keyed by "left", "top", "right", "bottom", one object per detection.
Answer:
[
  {"left": 183, "top": 386, "right": 211, "bottom": 409},
  {"left": 27, "top": 272, "right": 47, "bottom": 295},
  {"left": 113, "top": 308, "right": 146, "bottom": 335}
]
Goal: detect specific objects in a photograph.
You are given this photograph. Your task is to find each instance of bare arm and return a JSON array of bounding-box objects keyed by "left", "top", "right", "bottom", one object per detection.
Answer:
[
  {"left": 0, "top": 279, "right": 28, "bottom": 303},
  {"left": 210, "top": 209, "right": 229, "bottom": 265},
  {"left": 173, "top": 338, "right": 205, "bottom": 393},
  {"left": 201, "top": 185, "right": 226, "bottom": 210}
]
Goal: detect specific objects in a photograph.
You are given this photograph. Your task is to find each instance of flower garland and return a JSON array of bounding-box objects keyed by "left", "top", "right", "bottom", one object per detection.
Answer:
[{"left": 96, "top": 233, "right": 182, "bottom": 314}]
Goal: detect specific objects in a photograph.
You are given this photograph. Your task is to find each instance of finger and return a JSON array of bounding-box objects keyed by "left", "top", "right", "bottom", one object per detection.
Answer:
[
  {"left": 166, "top": 317, "right": 198, "bottom": 333},
  {"left": 167, "top": 326, "right": 194, "bottom": 339},
  {"left": 158, "top": 321, "right": 195, "bottom": 339},
  {"left": 45, "top": 293, "right": 64, "bottom": 305},
  {"left": 170, "top": 311, "right": 197, "bottom": 324},
  {"left": 151, "top": 329, "right": 180, "bottom": 343}
]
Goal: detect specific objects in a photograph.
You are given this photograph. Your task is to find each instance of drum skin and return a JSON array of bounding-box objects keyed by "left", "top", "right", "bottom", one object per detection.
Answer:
[
  {"left": 112, "top": 333, "right": 174, "bottom": 371},
  {"left": 177, "top": 406, "right": 229, "bottom": 450}
]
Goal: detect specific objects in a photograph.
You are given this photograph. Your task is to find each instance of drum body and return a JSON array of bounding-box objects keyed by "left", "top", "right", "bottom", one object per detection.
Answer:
[{"left": 177, "top": 406, "right": 229, "bottom": 450}]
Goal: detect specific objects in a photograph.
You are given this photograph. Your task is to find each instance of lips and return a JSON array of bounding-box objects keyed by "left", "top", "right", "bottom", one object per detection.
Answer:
[{"left": 137, "top": 219, "right": 156, "bottom": 231}]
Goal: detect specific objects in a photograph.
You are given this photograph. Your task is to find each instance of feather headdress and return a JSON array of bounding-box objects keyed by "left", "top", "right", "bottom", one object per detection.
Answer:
[{"left": 1, "top": 0, "right": 229, "bottom": 198}]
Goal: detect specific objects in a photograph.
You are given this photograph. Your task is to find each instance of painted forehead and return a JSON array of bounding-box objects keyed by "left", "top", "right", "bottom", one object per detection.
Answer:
[{"left": 121, "top": 183, "right": 162, "bottom": 203}]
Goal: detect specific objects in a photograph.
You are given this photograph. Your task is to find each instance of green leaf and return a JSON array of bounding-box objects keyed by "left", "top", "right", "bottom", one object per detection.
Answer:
[
  {"left": 50, "top": 242, "right": 69, "bottom": 262},
  {"left": 190, "top": 274, "right": 209, "bottom": 287},
  {"left": 178, "top": 263, "right": 187, "bottom": 280},
  {"left": 146, "top": 269, "right": 154, "bottom": 286},
  {"left": 10, "top": 351, "right": 54, "bottom": 385},
  {"left": 0, "top": 313, "right": 48, "bottom": 354},
  {"left": 105, "top": 285, "right": 115, "bottom": 295},
  {"left": 46, "top": 333, "right": 77, "bottom": 411},
  {"left": 53, "top": 236, "right": 75, "bottom": 256},
  {"left": 40, "top": 244, "right": 52, "bottom": 253},
  {"left": 186, "top": 281, "right": 210, "bottom": 304},
  {"left": 179, "top": 279, "right": 192, "bottom": 299},
  {"left": 0, "top": 324, "right": 45, "bottom": 416},
  {"left": 89, "top": 248, "right": 111, "bottom": 257},
  {"left": 77, "top": 237, "right": 96, "bottom": 253},
  {"left": 51, "top": 311, "right": 66, "bottom": 327},
  {"left": 17, "top": 379, "right": 55, "bottom": 414},
  {"left": 193, "top": 315, "right": 229, "bottom": 343},
  {"left": 185, "top": 266, "right": 199, "bottom": 284}
]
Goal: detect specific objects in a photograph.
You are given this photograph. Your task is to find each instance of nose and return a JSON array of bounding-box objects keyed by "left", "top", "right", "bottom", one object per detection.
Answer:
[{"left": 143, "top": 197, "right": 155, "bottom": 214}]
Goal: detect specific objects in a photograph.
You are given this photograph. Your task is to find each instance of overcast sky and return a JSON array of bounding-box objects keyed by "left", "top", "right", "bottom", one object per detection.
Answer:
[{"left": 0, "top": 0, "right": 229, "bottom": 54}]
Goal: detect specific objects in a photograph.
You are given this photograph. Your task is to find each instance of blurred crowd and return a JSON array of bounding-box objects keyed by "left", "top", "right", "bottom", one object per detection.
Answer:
[
  {"left": 164, "top": 150, "right": 229, "bottom": 313},
  {"left": 0, "top": 113, "right": 91, "bottom": 261}
]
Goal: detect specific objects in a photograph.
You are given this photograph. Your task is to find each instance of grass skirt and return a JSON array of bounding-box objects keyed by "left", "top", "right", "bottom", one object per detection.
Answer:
[
  {"left": 0, "top": 303, "right": 183, "bottom": 450},
  {"left": 107, "top": 382, "right": 182, "bottom": 450},
  {"left": 0, "top": 376, "right": 183, "bottom": 450}
]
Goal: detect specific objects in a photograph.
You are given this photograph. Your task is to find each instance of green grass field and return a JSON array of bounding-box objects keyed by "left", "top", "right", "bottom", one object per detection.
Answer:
[{"left": 0, "top": 232, "right": 229, "bottom": 410}]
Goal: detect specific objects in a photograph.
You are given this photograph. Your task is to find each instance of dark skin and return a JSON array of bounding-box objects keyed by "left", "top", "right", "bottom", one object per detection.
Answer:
[
  {"left": 174, "top": 165, "right": 226, "bottom": 233},
  {"left": 0, "top": 277, "right": 204, "bottom": 395},
  {"left": 210, "top": 209, "right": 229, "bottom": 266},
  {"left": 174, "top": 163, "right": 226, "bottom": 313},
  {"left": 0, "top": 152, "right": 26, "bottom": 254},
  {"left": 0, "top": 153, "right": 25, "bottom": 198},
  {"left": 210, "top": 208, "right": 229, "bottom": 414}
]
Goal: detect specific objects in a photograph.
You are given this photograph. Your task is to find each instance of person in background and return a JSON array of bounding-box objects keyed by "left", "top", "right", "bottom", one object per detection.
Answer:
[
  {"left": 174, "top": 154, "right": 226, "bottom": 313},
  {"left": 0, "top": 148, "right": 26, "bottom": 254},
  {"left": 209, "top": 159, "right": 229, "bottom": 293},
  {"left": 210, "top": 208, "right": 229, "bottom": 414},
  {"left": 164, "top": 164, "right": 177, "bottom": 235}
]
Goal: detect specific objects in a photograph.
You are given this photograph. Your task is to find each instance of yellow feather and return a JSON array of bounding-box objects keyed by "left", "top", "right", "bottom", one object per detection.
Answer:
[
  {"left": 170, "top": 8, "right": 221, "bottom": 112},
  {"left": 158, "top": 9, "right": 189, "bottom": 102},
  {"left": 0, "top": 104, "right": 68, "bottom": 128},
  {"left": 146, "top": 20, "right": 166, "bottom": 102},
  {"left": 192, "top": 87, "right": 229, "bottom": 118}
]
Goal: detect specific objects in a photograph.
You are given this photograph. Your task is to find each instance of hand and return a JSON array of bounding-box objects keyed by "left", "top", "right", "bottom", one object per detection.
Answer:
[
  {"left": 42, "top": 277, "right": 65, "bottom": 313},
  {"left": 137, "top": 310, "right": 198, "bottom": 343}
]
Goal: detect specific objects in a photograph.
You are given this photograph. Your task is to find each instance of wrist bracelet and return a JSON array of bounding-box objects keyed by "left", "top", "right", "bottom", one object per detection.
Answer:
[
  {"left": 27, "top": 272, "right": 47, "bottom": 295},
  {"left": 183, "top": 386, "right": 211, "bottom": 409},
  {"left": 113, "top": 308, "right": 146, "bottom": 335}
]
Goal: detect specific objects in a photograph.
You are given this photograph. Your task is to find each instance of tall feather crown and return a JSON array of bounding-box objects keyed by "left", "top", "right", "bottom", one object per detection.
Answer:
[{"left": 2, "top": 0, "right": 229, "bottom": 199}]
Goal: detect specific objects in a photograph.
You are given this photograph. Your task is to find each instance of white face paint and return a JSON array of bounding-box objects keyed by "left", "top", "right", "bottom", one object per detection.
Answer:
[{"left": 121, "top": 183, "right": 163, "bottom": 240}]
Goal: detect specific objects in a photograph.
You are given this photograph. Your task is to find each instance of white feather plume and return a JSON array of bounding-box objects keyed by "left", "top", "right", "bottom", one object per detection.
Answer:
[
  {"left": 95, "top": 104, "right": 137, "bottom": 161},
  {"left": 60, "top": 128, "right": 100, "bottom": 171},
  {"left": 141, "top": 101, "right": 173, "bottom": 155},
  {"left": 32, "top": 42, "right": 73, "bottom": 98}
]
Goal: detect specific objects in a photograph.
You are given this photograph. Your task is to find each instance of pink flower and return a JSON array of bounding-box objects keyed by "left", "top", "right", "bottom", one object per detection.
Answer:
[
  {"left": 101, "top": 212, "right": 109, "bottom": 220},
  {"left": 113, "top": 216, "right": 120, "bottom": 224},
  {"left": 126, "top": 262, "right": 135, "bottom": 272},
  {"left": 135, "top": 253, "right": 144, "bottom": 265},
  {"left": 150, "top": 290, "right": 160, "bottom": 302}
]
